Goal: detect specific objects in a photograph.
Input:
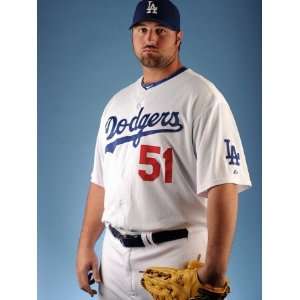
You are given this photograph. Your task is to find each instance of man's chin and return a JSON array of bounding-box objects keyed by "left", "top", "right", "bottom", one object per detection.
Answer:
[
  {"left": 140, "top": 59, "right": 161, "bottom": 68},
  {"left": 141, "top": 52, "right": 159, "bottom": 59},
  {"left": 140, "top": 56, "right": 161, "bottom": 68}
]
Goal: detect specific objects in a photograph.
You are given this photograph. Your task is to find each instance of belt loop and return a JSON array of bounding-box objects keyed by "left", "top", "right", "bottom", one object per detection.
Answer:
[
  {"left": 141, "top": 232, "right": 152, "bottom": 246},
  {"left": 146, "top": 232, "right": 155, "bottom": 245}
]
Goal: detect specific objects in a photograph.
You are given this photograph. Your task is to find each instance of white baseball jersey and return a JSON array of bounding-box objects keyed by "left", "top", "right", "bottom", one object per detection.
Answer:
[{"left": 90, "top": 68, "right": 251, "bottom": 232}]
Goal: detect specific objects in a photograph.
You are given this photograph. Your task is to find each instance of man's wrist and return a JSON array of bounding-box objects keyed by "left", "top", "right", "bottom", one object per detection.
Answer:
[
  {"left": 78, "top": 237, "right": 96, "bottom": 250},
  {"left": 204, "top": 255, "right": 228, "bottom": 275},
  {"left": 204, "top": 263, "right": 227, "bottom": 276},
  {"left": 197, "top": 266, "right": 227, "bottom": 287}
]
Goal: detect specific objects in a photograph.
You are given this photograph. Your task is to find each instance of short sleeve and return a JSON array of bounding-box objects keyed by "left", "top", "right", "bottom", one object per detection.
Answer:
[
  {"left": 90, "top": 117, "right": 105, "bottom": 188},
  {"left": 193, "top": 97, "right": 252, "bottom": 198}
]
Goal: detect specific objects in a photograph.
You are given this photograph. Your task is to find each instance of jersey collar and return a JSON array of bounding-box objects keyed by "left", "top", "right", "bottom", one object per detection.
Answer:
[{"left": 141, "top": 66, "right": 187, "bottom": 90}]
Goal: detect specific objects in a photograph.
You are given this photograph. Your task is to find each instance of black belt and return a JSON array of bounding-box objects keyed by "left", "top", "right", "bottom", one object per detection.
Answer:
[{"left": 109, "top": 225, "right": 188, "bottom": 248}]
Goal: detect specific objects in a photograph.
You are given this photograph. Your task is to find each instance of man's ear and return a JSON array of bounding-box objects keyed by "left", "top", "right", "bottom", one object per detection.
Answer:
[{"left": 176, "top": 31, "right": 183, "bottom": 45}]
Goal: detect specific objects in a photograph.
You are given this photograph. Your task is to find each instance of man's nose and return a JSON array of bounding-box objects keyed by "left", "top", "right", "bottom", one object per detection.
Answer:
[{"left": 144, "top": 29, "right": 158, "bottom": 44}]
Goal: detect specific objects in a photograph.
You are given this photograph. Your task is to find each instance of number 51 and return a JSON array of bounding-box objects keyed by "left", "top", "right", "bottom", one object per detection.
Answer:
[{"left": 138, "top": 144, "right": 173, "bottom": 183}]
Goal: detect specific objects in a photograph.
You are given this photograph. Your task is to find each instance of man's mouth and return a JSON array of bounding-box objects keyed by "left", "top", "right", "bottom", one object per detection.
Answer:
[{"left": 142, "top": 47, "right": 158, "bottom": 53}]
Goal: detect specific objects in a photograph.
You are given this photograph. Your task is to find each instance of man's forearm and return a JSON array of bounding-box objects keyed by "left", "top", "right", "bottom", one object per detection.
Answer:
[
  {"left": 78, "top": 183, "right": 106, "bottom": 249},
  {"left": 78, "top": 219, "right": 104, "bottom": 249},
  {"left": 205, "top": 183, "right": 238, "bottom": 275}
]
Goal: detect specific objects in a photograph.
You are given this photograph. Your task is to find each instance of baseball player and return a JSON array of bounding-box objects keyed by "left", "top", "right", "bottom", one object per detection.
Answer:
[{"left": 76, "top": 1, "right": 251, "bottom": 299}]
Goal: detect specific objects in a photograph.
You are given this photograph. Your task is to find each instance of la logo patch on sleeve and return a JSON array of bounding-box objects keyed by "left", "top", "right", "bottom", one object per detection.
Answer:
[{"left": 224, "top": 139, "right": 240, "bottom": 166}]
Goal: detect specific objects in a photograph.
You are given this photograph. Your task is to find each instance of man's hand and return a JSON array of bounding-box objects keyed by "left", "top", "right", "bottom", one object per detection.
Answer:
[{"left": 76, "top": 247, "right": 102, "bottom": 297}]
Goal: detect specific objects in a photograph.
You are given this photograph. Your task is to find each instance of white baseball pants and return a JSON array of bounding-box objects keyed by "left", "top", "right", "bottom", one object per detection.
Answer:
[{"left": 97, "top": 225, "right": 208, "bottom": 300}]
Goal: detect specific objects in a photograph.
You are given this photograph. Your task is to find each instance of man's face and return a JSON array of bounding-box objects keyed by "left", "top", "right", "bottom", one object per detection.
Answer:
[{"left": 132, "top": 21, "right": 182, "bottom": 68}]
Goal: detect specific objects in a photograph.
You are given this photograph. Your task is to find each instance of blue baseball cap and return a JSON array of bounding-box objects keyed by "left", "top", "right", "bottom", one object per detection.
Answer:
[{"left": 129, "top": 0, "right": 181, "bottom": 31}]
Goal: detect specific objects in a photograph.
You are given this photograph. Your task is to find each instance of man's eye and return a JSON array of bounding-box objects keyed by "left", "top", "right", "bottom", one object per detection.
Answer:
[
  {"left": 139, "top": 27, "right": 148, "bottom": 33},
  {"left": 156, "top": 28, "right": 166, "bottom": 35}
]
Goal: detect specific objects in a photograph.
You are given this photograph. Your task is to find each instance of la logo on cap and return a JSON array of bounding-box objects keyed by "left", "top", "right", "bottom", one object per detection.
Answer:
[{"left": 146, "top": 1, "right": 158, "bottom": 14}]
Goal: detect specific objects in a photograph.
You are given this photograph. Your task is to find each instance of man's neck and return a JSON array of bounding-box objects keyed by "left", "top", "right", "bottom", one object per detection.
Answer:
[{"left": 142, "top": 60, "right": 183, "bottom": 84}]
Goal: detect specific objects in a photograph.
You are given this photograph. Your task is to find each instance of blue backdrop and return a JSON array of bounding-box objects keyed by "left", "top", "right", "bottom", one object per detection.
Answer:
[{"left": 38, "top": 0, "right": 261, "bottom": 299}]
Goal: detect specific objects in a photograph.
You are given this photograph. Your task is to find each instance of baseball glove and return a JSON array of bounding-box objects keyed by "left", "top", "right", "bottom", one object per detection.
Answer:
[{"left": 141, "top": 259, "right": 230, "bottom": 300}]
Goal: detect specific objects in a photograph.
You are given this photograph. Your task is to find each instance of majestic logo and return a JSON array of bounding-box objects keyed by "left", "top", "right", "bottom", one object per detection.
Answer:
[
  {"left": 104, "top": 107, "right": 183, "bottom": 154},
  {"left": 146, "top": 1, "right": 158, "bottom": 14},
  {"left": 224, "top": 139, "right": 240, "bottom": 166}
]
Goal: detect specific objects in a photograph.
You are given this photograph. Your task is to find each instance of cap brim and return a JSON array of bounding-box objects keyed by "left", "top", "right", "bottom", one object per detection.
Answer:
[{"left": 129, "top": 18, "right": 178, "bottom": 31}]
